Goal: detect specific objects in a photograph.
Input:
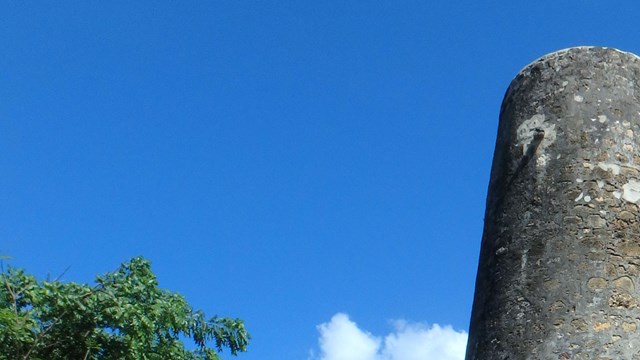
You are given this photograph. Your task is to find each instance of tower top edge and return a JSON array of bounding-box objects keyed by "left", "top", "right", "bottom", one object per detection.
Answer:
[{"left": 517, "top": 46, "right": 640, "bottom": 77}]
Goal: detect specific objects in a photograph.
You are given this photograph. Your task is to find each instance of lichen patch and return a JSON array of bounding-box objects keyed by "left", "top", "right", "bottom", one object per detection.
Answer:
[
  {"left": 517, "top": 114, "right": 557, "bottom": 149},
  {"left": 622, "top": 179, "right": 640, "bottom": 203},
  {"left": 598, "top": 162, "right": 621, "bottom": 175}
]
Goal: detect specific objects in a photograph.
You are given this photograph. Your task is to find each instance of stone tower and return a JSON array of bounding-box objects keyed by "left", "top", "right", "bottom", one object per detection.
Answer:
[{"left": 466, "top": 47, "right": 640, "bottom": 359}]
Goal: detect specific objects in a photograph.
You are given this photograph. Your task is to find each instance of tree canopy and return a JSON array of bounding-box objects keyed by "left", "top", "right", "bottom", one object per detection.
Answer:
[{"left": 0, "top": 256, "right": 249, "bottom": 360}]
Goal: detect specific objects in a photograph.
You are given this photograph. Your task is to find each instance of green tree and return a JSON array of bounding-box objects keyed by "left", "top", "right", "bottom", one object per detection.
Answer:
[{"left": 0, "top": 257, "right": 249, "bottom": 360}]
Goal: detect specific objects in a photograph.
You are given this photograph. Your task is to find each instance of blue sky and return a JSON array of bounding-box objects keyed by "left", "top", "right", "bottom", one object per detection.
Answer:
[{"left": 2, "top": 2, "right": 640, "bottom": 359}]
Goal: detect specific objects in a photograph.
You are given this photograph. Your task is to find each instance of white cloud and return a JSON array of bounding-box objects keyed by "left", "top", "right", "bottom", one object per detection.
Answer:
[
  {"left": 313, "top": 313, "right": 467, "bottom": 360},
  {"left": 381, "top": 320, "right": 468, "bottom": 360},
  {"left": 316, "top": 313, "right": 381, "bottom": 360}
]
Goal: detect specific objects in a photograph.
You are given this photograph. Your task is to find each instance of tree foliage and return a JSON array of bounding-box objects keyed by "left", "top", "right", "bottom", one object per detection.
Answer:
[{"left": 0, "top": 257, "right": 250, "bottom": 360}]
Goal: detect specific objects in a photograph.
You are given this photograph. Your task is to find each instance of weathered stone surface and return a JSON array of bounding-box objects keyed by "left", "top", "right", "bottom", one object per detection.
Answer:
[{"left": 466, "top": 47, "right": 640, "bottom": 359}]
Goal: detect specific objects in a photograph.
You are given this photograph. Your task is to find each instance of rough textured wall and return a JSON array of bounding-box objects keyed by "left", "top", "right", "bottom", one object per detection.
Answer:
[{"left": 466, "top": 47, "right": 640, "bottom": 360}]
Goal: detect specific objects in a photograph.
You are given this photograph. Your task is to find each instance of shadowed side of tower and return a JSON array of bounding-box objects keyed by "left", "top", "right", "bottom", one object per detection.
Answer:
[{"left": 466, "top": 47, "right": 640, "bottom": 359}]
